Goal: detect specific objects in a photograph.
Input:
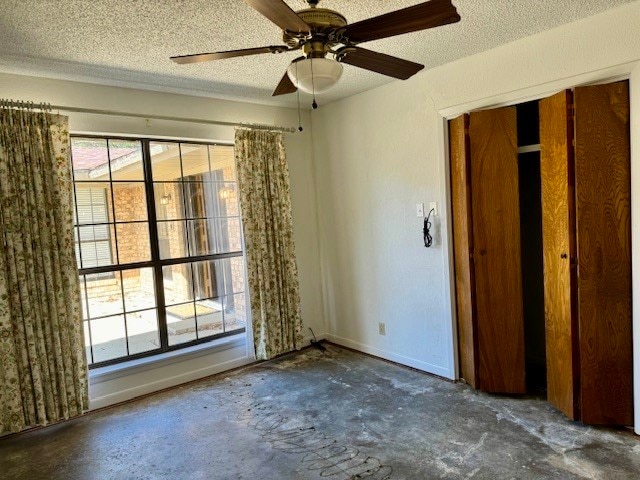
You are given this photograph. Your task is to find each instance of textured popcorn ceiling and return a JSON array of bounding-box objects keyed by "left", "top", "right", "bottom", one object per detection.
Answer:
[{"left": 0, "top": 0, "right": 635, "bottom": 107}]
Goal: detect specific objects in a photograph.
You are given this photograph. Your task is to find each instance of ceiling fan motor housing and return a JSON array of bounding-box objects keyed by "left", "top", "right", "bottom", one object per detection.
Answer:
[{"left": 283, "top": 8, "right": 347, "bottom": 51}]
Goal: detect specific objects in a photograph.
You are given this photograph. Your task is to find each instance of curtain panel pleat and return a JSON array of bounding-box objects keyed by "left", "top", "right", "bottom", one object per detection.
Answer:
[
  {"left": 0, "top": 107, "right": 88, "bottom": 434},
  {"left": 234, "top": 129, "right": 303, "bottom": 360}
]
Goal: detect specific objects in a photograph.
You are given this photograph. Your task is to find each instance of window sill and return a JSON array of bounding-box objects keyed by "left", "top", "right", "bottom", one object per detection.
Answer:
[{"left": 89, "top": 333, "right": 247, "bottom": 384}]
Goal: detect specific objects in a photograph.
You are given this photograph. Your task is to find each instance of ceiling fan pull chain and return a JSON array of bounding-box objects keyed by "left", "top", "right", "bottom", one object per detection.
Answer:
[
  {"left": 296, "top": 62, "right": 303, "bottom": 131},
  {"left": 310, "top": 57, "right": 318, "bottom": 109}
]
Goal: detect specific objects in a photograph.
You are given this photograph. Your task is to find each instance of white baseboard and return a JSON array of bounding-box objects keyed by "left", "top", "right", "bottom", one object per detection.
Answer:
[
  {"left": 325, "top": 333, "right": 454, "bottom": 380},
  {"left": 89, "top": 356, "right": 254, "bottom": 410}
]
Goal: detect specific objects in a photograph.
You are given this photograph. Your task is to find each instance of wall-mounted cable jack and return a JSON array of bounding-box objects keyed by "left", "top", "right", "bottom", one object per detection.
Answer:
[{"left": 423, "top": 208, "right": 435, "bottom": 248}]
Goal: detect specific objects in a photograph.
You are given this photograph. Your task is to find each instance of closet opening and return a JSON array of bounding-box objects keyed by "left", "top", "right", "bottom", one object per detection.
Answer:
[
  {"left": 516, "top": 101, "right": 547, "bottom": 395},
  {"left": 450, "top": 81, "right": 632, "bottom": 425}
]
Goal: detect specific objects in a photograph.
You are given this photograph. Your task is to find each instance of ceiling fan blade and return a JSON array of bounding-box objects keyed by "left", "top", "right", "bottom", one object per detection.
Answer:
[
  {"left": 244, "top": 0, "right": 310, "bottom": 34},
  {"left": 272, "top": 71, "right": 297, "bottom": 96},
  {"left": 272, "top": 58, "right": 305, "bottom": 96},
  {"left": 171, "top": 46, "right": 290, "bottom": 64},
  {"left": 337, "top": 47, "right": 424, "bottom": 80},
  {"left": 339, "top": 0, "right": 460, "bottom": 44}
]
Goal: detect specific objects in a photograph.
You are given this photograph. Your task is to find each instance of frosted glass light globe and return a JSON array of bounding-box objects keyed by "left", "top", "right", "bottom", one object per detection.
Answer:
[{"left": 287, "top": 58, "right": 343, "bottom": 94}]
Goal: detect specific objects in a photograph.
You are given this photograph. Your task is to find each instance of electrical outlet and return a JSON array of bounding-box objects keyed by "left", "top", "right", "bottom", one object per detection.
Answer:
[
  {"left": 429, "top": 201, "right": 438, "bottom": 216},
  {"left": 378, "top": 322, "right": 386, "bottom": 336}
]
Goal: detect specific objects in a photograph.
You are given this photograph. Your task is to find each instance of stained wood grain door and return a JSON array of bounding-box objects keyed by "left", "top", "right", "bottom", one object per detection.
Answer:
[
  {"left": 469, "top": 107, "right": 526, "bottom": 394},
  {"left": 539, "top": 90, "right": 579, "bottom": 420},
  {"left": 449, "top": 114, "right": 479, "bottom": 388},
  {"left": 574, "top": 81, "right": 633, "bottom": 425}
]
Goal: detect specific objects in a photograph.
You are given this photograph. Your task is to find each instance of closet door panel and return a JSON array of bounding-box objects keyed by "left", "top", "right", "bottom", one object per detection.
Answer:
[
  {"left": 539, "top": 90, "right": 578, "bottom": 419},
  {"left": 575, "top": 81, "right": 633, "bottom": 425},
  {"left": 469, "top": 107, "right": 526, "bottom": 394},
  {"left": 449, "top": 114, "right": 478, "bottom": 388}
]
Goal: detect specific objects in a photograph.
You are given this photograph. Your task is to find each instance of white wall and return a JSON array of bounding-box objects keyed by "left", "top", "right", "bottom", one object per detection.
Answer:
[
  {"left": 312, "top": 1, "right": 640, "bottom": 432},
  {"left": 312, "top": 82, "right": 454, "bottom": 377},
  {"left": 0, "top": 72, "right": 326, "bottom": 407}
]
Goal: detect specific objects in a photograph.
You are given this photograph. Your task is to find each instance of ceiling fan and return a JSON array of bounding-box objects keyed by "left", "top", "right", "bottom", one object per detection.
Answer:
[{"left": 171, "top": 0, "right": 460, "bottom": 99}]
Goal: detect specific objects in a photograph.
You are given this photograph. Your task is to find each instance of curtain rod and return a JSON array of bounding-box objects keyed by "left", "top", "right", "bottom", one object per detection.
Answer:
[{"left": 1, "top": 99, "right": 297, "bottom": 133}]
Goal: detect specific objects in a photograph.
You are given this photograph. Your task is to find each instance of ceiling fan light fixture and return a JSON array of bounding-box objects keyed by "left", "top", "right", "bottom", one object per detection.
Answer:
[{"left": 287, "top": 58, "right": 343, "bottom": 94}]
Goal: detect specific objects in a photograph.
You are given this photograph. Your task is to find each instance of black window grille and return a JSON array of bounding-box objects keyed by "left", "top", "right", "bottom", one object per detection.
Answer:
[{"left": 71, "top": 136, "right": 246, "bottom": 368}]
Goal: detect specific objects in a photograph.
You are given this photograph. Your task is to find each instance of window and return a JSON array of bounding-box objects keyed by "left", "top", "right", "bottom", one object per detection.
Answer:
[
  {"left": 71, "top": 136, "right": 246, "bottom": 367},
  {"left": 74, "top": 187, "right": 113, "bottom": 272}
]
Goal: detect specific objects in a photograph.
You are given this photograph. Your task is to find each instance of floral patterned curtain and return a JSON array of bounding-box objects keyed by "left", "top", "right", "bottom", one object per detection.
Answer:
[
  {"left": 0, "top": 104, "right": 88, "bottom": 433},
  {"left": 234, "top": 129, "right": 303, "bottom": 360}
]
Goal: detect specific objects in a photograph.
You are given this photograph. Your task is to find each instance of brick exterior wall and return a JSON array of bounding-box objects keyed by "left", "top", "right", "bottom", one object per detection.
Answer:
[{"left": 112, "top": 183, "right": 151, "bottom": 264}]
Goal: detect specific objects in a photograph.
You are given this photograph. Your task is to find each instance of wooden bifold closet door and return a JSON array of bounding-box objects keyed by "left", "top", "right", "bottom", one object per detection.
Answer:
[
  {"left": 539, "top": 90, "right": 578, "bottom": 420},
  {"left": 574, "top": 82, "right": 633, "bottom": 425},
  {"left": 470, "top": 108, "right": 526, "bottom": 394},
  {"left": 450, "top": 115, "right": 479, "bottom": 389},
  {"left": 538, "top": 81, "right": 632, "bottom": 425},
  {"left": 450, "top": 107, "right": 526, "bottom": 394}
]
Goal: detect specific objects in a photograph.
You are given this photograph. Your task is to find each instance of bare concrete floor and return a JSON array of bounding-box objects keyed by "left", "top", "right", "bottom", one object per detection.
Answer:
[{"left": 1, "top": 344, "right": 639, "bottom": 479}]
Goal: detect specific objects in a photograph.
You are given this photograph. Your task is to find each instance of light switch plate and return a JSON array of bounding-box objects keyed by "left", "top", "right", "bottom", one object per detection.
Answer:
[{"left": 416, "top": 203, "right": 424, "bottom": 217}]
